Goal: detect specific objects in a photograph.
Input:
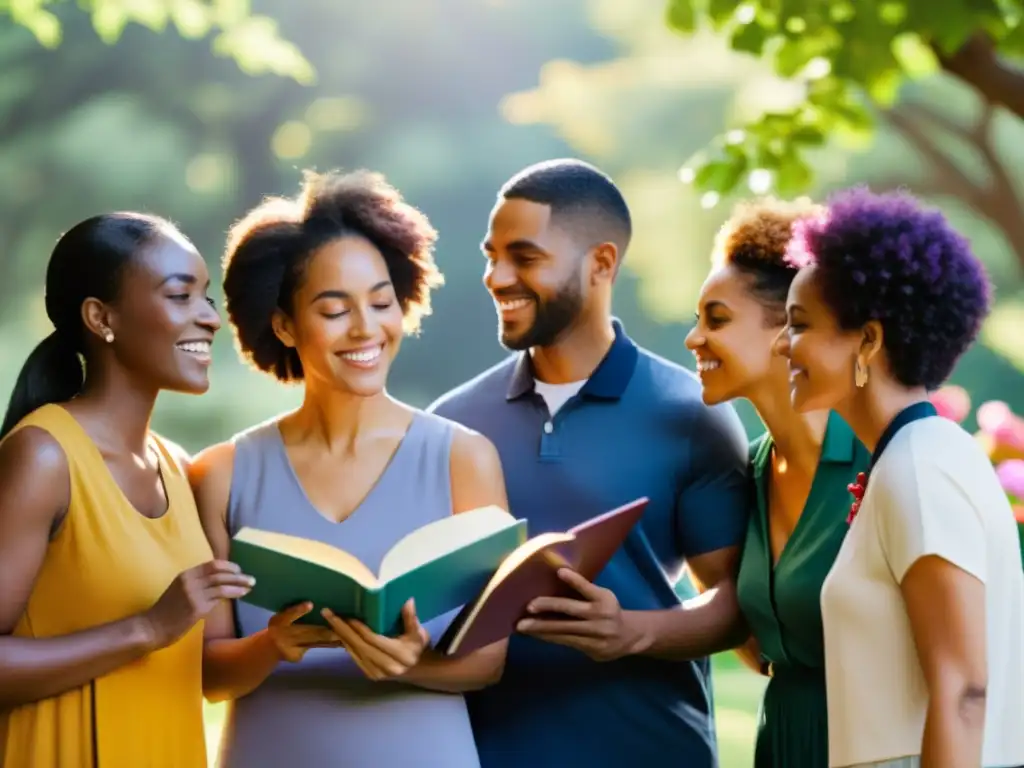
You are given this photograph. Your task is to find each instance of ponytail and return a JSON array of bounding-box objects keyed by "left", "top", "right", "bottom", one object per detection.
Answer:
[{"left": 0, "top": 330, "right": 84, "bottom": 439}]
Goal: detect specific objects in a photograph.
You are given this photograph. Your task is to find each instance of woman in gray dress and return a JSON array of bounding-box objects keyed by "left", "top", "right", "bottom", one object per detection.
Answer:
[{"left": 189, "top": 169, "right": 509, "bottom": 767}]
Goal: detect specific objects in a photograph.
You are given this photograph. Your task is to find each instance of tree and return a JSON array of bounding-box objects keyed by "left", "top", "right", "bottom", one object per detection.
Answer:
[
  {"left": 0, "top": 0, "right": 312, "bottom": 82},
  {"left": 664, "top": 0, "right": 1024, "bottom": 269}
]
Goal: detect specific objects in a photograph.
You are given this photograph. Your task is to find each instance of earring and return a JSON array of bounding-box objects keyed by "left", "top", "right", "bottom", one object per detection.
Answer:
[
  {"left": 102, "top": 329, "right": 114, "bottom": 343},
  {"left": 854, "top": 359, "right": 869, "bottom": 388}
]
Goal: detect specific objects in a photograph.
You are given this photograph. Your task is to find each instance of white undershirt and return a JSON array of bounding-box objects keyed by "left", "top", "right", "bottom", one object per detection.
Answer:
[{"left": 533, "top": 379, "right": 586, "bottom": 417}]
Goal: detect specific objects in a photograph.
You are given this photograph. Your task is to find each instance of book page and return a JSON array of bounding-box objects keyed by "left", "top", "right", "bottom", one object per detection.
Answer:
[
  {"left": 378, "top": 506, "right": 519, "bottom": 582},
  {"left": 234, "top": 527, "right": 379, "bottom": 589}
]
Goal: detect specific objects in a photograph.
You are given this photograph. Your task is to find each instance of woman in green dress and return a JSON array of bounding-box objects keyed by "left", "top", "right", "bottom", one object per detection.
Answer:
[{"left": 685, "top": 198, "right": 870, "bottom": 767}]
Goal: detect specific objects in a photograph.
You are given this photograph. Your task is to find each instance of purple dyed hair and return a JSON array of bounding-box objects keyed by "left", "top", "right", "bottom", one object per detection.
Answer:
[{"left": 785, "top": 187, "right": 992, "bottom": 390}]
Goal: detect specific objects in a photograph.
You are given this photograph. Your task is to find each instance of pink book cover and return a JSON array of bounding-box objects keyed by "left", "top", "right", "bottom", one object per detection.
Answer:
[{"left": 436, "top": 497, "right": 648, "bottom": 657}]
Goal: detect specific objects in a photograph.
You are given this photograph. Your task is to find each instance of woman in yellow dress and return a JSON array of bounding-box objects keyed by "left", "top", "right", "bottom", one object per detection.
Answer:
[{"left": 0, "top": 213, "right": 254, "bottom": 767}]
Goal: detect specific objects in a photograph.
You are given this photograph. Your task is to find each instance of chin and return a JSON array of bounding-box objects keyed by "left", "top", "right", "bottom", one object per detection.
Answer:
[
  {"left": 499, "top": 329, "right": 531, "bottom": 352},
  {"left": 337, "top": 373, "right": 389, "bottom": 398},
  {"left": 699, "top": 386, "right": 727, "bottom": 407},
  {"left": 168, "top": 374, "right": 212, "bottom": 396}
]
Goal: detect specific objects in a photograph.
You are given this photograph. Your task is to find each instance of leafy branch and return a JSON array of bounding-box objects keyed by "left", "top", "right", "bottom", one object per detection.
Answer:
[{"left": 0, "top": 0, "right": 314, "bottom": 83}]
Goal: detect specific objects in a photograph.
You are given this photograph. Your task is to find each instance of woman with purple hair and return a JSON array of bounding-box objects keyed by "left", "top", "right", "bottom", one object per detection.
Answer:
[{"left": 776, "top": 187, "right": 1024, "bottom": 768}]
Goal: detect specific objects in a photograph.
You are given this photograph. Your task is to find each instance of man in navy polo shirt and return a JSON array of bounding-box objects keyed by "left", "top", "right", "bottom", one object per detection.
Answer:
[{"left": 428, "top": 159, "right": 749, "bottom": 767}]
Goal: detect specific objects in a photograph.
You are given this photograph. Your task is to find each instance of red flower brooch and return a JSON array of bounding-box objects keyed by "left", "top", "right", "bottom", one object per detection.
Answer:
[{"left": 846, "top": 472, "right": 867, "bottom": 524}]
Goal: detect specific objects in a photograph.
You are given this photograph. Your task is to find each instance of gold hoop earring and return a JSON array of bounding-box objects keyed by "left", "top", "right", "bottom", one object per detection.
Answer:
[{"left": 854, "top": 359, "right": 869, "bottom": 388}]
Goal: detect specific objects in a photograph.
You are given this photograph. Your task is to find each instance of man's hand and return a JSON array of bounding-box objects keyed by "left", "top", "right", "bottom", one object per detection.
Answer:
[
  {"left": 322, "top": 599, "right": 430, "bottom": 681},
  {"left": 515, "top": 568, "right": 649, "bottom": 662}
]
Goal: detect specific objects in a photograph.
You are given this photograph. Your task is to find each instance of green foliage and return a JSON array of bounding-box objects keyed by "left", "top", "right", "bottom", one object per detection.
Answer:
[
  {"left": 0, "top": 0, "right": 313, "bottom": 82},
  {"left": 665, "top": 0, "right": 1024, "bottom": 197}
]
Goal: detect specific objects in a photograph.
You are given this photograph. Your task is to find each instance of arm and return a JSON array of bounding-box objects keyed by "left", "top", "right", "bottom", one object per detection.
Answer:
[
  {"left": 625, "top": 545, "right": 749, "bottom": 660},
  {"left": 626, "top": 401, "right": 752, "bottom": 660},
  {"left": 877, "top": 459, "right": 989, "bottom": 768},
  {"left": 191, "top": 443, "right": 338, "bottom": 703},
  {"left": 517, "top": 401, "right": 752, "bottom": 661},
  {"left": 0, "top": 428, "right": 160, "bottom": 708},
  {"left": 400, "top": 427, "right": 510, "bottom": 692},
  {"left": 903, "top": 557, "right": 986, "bottom": 768}
]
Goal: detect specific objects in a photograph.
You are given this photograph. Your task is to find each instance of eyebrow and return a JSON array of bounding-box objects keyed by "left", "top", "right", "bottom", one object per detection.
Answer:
[
  {"left": 159, "top": 273, "right": 197, "bottom": 287},
  {"left": 311, "top": 280, "right": 392, "bottom": 302},
  {"left": 703, "top": 300, "right": 728, "bottom": 313},
  {"left": 480, "top": 238, "right": 544, "bottom": 254}
]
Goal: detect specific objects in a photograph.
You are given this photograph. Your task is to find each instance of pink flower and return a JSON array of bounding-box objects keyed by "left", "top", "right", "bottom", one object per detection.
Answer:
[
  {"left": 931, "top": 386, "right": 971, "bottom": 423},
  {"left": 997, "top": 460, "right": 1024, "bottom": 502},
  {"left": 847, "top": 472, "right": 867, "bottom": 524},
  {"left": 978, "top": 401, "right": 1024, "bottom": 453}
]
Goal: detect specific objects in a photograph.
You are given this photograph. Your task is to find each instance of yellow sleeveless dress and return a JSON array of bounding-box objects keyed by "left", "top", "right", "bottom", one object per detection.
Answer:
[{"left": 0, "top": 404, "right": 213, "bottom": 767}]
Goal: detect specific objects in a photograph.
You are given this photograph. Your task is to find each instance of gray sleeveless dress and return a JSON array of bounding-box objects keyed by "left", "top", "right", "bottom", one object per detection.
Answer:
[{"left": 217, "top": 412, "right": 481, "bottom": 768}]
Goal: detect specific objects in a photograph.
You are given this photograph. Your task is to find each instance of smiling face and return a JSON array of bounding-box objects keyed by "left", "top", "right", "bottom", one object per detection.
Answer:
[
  {"left": 274, "top": 236, "right": 404, "bottom": 398},
  {"left": 778, "top": 266, "right": 863, "bottom": 413},
  {"left": 102, "top": 229, "right": 222, "bottom": 394},
  {"left": 685, "top": 264, "right": 789, "bottom": 405},
  {"left": 481, "top": 198, "right": 588, "bottom": 351}
]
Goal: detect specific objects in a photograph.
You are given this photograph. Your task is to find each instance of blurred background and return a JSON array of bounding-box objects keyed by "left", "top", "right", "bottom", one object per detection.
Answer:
[{"left": 3, "top": 0, "right": 1023, "bottom": 764}]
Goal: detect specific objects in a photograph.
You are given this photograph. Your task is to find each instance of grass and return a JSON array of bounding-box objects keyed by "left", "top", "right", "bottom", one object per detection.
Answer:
[{"left": 202, "top": 653, "right": 765, "bottom": 767}]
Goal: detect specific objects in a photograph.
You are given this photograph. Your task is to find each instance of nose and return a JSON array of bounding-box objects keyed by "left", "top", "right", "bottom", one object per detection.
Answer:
[
  {"left": 484, "top": 257, "right": 517, "bottom": 294},
  {"left": 684, "top": 324, "right": 702, "bottom": 352},
  {"left": 349, "top": 304, "right": 378, "bottom": 339},
  {"left": 772, "top": 326, "right": 790, "bottom": 358},
  {"left": 197, "top": 297, "right": 222, "bottom": 333}
]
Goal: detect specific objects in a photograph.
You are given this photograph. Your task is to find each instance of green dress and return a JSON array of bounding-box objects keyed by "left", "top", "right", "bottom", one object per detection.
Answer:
[{"left": 736, "top": 412, "right": 870, "bottom": 768}]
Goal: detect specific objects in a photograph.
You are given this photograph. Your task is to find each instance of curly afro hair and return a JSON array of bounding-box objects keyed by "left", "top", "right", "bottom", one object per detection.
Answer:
[
  {"left": 222, "top": 169, "right": 443, "bottom": 382},
  {"left": 712, "top": 196, "right": 824, "bottom": 324},
  {"left": 785, "top": 186, "right": 991, "bottom": 390}
]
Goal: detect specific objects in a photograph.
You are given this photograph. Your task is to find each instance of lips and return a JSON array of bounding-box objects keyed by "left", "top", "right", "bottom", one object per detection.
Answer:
[
  {"left": 337, "top": 343, "right": 384, "bottom": 369},
  {"left": 496, "top": 297, "right": 532, "bottom": 314},
  {"left": 176, "top": 339, "right": 212, "bottom": 365}
]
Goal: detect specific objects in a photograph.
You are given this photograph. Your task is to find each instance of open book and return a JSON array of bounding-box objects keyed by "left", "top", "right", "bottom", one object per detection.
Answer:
[
  {"left": 230, "top": 506, "right": 528, "bottom": 636},
  {"left": 436, "top": 497, "right": 649, "bottom": 657}
]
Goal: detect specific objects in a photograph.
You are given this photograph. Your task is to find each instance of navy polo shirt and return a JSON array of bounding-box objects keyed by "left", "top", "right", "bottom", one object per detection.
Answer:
[{"left": 428, "top": 320, "right": 749, "bottom": 768}]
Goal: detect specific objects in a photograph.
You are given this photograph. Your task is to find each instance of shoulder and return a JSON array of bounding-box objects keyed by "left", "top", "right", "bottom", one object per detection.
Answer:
[
  {"left": 449, "top": 422, "right": 501, "bottom": 467},
  {"left": 417, "top": 410, "right": 502, "bottom": 471},
  {"left": 631, "top": 349, "right": 733, "bottom": 422},
  {"left": 427, "top": 356, "right": 518, "bottom": 417},
  {"left": 0, "top": 425, "right": 70, "bottom": 486},
  {"left": 152, "top": 433, "right": 192, "bottom": 474},
  {"left": 188, "top": 440, "right": 237, "bottom": 486},
  {"left": 877, "top": 416, "right": 979, "bottom": 481}
]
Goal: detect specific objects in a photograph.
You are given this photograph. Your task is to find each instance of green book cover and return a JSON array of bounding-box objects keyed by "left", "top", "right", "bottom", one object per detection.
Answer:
[{"left": 229, "top": 506, "right": 528, "bottom": 636}]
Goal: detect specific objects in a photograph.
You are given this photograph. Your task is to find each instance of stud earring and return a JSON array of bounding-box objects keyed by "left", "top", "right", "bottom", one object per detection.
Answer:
[
  {"left": 854, "top": 359, "right": 869, "bottom": 388},
  {"left": 102, "top": 329, "right": 114, "bottom": 343}
]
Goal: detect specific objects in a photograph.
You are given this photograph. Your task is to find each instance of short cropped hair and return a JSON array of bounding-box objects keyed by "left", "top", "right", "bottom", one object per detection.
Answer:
[
  {"left": 713, "top": 196, "right": 824, "bottom": 324},
  {"left": 786, "top": 187, "right": 991, "bottom": 390},
  {"left": 222, "top": 169, "right": 442, "bottom": 382},
  {"left": 500, "top": 159, "right": 632, "bottom": 260}
]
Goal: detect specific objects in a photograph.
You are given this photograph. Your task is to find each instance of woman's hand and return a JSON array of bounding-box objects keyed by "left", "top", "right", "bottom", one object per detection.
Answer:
[
  {"left": 322, "top": 599, "right": 430, "bottom": 681},
  {"left": 266, "top": 602, "right": 345, "bottom": 662}
]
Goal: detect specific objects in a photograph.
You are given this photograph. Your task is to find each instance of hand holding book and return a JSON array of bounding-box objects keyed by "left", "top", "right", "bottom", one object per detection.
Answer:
[
  {"left": 320, "top": 598, "right": 429, "bottom": 680},
  {"left": 515, "top": 568, "right": 649, "bottom": 662},
  {"left": 230, "top": 497, "right": 648, "bottom": 656},
  {"left": 266, "top": 602, "right": 345, "bottom": 663}
]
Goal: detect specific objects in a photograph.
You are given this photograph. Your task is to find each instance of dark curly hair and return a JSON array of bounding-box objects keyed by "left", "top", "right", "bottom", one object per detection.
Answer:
[
  {"left": 222, "top": 169, "right": 443, "bottom": 382},
  {"left": 713, "top": 196, "right": 824, "bottom": 325},
  {"left": 785, "top": 186, "right": 991, "bottom": 390}
]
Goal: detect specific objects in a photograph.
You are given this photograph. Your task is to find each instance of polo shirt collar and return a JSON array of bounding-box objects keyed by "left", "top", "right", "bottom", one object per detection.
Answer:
[
  {"left": 506, "top": 317, "right": 639, "bottom": 401},
  {"left": 752, "top": 410, "right": 857, "bottom": 479}
]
